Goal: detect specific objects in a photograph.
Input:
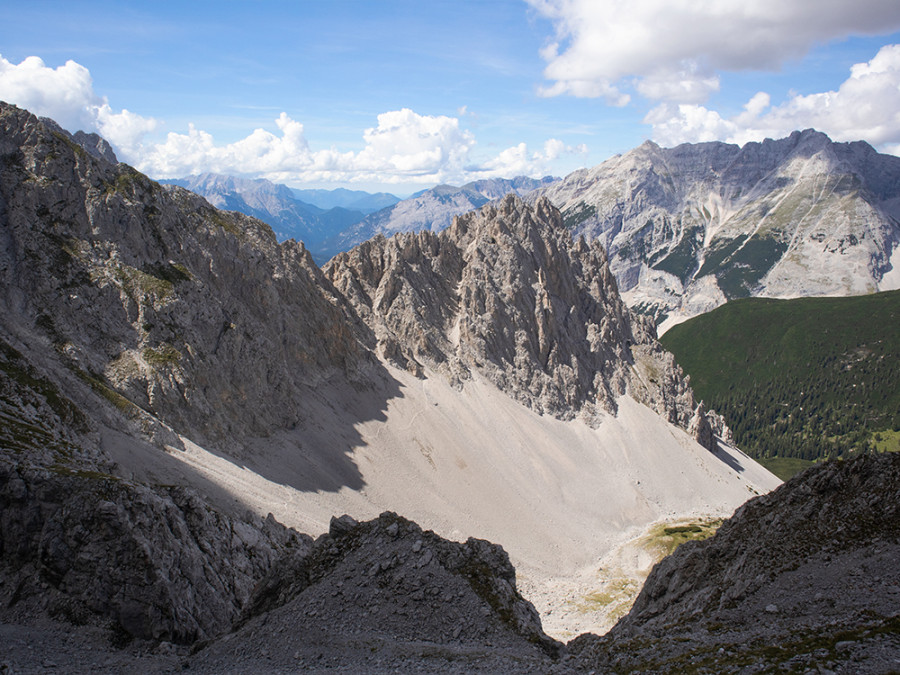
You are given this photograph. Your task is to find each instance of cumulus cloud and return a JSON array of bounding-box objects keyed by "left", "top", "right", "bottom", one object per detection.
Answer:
[
  {"left": 529, "top": 0, "right": 900, "bottom": 105},
  {"left": 472, "top": 137, "right": 585, "bottom": 178},
  {"left": 135, "top": 108, "right": 480, "bottom": 185},
  {"left": 0, "top": 55, "right": 570, "bottom": 185},
  {"left": 139, "top": 109, "right": 579, "bottom": 184},
  {"left": 645, "top": 44, "right": 900, "bottom": 153},
  {"left": 0, "top": 55, "right": 158, "bottom": 156}
]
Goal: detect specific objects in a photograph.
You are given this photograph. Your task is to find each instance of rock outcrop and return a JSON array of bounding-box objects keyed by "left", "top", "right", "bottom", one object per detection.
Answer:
[
  {"left": 570, "top": 452, "right": 900, "bottom": 673},
  {"left": 218, "top": 512, "right": 560, "bottom": 662},
  {"left": 0, "top": 463, "right": 310, "bottom": 644},
  {"left": 326, "top": 192, "right": 712, "bottom": 442},
  {"left": 0, "top": 102, "right": 373, "bottom": 455},
  {"left": 531, "top": 130, "right": 900, "bottom": 329}
]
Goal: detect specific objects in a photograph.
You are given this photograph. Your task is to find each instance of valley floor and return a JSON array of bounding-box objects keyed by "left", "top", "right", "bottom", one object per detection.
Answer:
[{"left": 105, "top": 363, "right": 780, "bottom": 639}]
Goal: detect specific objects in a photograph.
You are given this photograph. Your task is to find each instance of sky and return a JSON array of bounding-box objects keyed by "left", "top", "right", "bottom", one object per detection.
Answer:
[{"left": 2, "top": 0, "right": 900, "bottom": 195}]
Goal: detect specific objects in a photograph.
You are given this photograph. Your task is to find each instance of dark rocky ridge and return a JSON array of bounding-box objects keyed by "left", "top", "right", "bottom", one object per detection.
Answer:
[
  {"left": 0, "top": 464, "right": 309, "bottom": 644},
  {"left": 569, "top": 452, "right": 900, "bottom": 674}
]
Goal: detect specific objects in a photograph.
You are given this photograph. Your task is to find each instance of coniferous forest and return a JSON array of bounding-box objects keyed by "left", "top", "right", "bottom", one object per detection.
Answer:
[{"left": 661, "top": 290, "right": 900, "bottom": 476}]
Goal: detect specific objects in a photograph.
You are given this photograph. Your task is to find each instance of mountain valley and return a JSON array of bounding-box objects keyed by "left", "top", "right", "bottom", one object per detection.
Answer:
[{"left": 0, "top": 102, "right": 897, "bottom": 673}]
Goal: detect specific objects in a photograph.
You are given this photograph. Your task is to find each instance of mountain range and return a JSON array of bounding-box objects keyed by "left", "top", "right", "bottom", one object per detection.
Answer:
[
  {"left": 168, "top": 131, "right": 900, "bottom": 333},
  {"left": 160, "top": 173, "right": 365, "bottom": 255},
  {"left": 291, "top": 186, "right": 400, "bottom": 213},
  {"left": 530, "top": 129, "right": 900, "bottom": 331},
  {"left": 1, "top": 102, "right": 894, "bottom": 672},
  {"left": 317, "top": 176, "right": 558, "bottom": 260}
]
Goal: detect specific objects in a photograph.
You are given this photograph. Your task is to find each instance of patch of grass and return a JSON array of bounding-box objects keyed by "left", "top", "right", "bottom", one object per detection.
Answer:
[
  {"left": 574, "top": 577, "right": 641, "bottom": 623},
  {"left": 204, "top": 207, "right": 243, "bottom": 236},
  {"left": 142, "top": 261, "right": 192, "bottom": 285},
  {"left": 49, "top": 464, "right": 118, "bottom": 481},
  {"left": 142, "top": 343, "right": 182, "bottom": 368},
  {"left": 113, "top": 263, "right": 174, "bottom": 301},
  {"left": 0, "top": 340, "right": 89, "bottom": 432},
  {"left": 641, "top": 518, "right": 723, "bottom": 558},
  {"left": 70, "top": 366, "right": 140, "bottom": 417},
  {"left": 872, "top": 429, "right": 900, "bottom": 453},
  {"left": 50, "top": 131, "right": 87, "bottom": 160},
  {"left": 103, "top": 165, "right": 154, "bottom": 197},
  {"left": 758, "top": 456, "right": 817, "bottom": 481}
]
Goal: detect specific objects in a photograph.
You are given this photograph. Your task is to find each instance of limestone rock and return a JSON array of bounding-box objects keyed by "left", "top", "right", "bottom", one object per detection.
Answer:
[
  {"left": 570, "top": 453, "right": 900, "bottom": 672},
  {"left": 0, "top": 102, "right": 374, "bottom": 454},
  {"left": 326, "top": 192, "right": 716, "bottom": 445},
  {"left": 531, "top": 130, "right": 900, "bottom": 328}
]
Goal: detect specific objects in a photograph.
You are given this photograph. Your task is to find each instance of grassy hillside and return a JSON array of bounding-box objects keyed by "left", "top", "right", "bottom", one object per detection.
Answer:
[{"left": 661, "top": 290, "right": 900, "bottom": 468}]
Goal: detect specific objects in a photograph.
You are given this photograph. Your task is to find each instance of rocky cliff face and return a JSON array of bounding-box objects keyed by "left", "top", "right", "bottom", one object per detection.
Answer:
[
  {"left": 0, "top": 464, "right": 309, "bottom": 644},
  {"left": 325, "top": 193, "right": 713, "bottom": 441},
  {"left": 532, "top": 130, "right": 900, "bottom": 329},
  {"left": 0, "top": 103, "right": 373, "bottom": 454}
]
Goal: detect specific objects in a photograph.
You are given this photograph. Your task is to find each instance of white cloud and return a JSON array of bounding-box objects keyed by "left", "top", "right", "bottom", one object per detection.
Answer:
[
  {"left": 0, "top": 54, "right": 582, "bottom": 185},
  {"left": 0, "top": 55, "right": 158, "bottom": 153},
  {"left": 136, "top": 108, "right": 478, "bottom": 184},
  {"left": 644, "top": 44, "right": 900, "bottom": 153},
  {"left": 529, "top": 0, "right": 900, "bottom": 104},
  {"left": 472, "top": 138, "right": 586, "bottom": 177}
]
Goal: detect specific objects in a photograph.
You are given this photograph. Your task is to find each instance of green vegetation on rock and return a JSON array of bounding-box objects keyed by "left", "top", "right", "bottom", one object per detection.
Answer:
[
  {"left": 661, "top": 290, "right": 900, "bottom": 472},
  {"left": 142, "top": 343, "right": 182, "bottom": 368}
]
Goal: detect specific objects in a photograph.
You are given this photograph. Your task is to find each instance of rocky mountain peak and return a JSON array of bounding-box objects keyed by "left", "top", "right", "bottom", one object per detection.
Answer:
[
  {"left": 532, "top": 129, "right": 900, "bottom": 330},
  {"left": 0, "top": 102, "right": 372, "bottom": 452},
  {"left": 36, "top": 115, "right": 119, "bottom": 164},
  {"left": 327, "top": 192, "right": 714, "bottom": 443}
]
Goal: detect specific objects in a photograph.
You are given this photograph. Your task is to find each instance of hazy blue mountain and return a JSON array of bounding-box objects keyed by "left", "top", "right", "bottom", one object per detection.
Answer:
[
  {"left": 318, "top": 175, "right": 558, "bottom": 260},
  {"left": 292, "top": 187, "right": 400, "bottom": 214},
  {"left": 161, "top": 173, "right": 365, "bottom": 259}
]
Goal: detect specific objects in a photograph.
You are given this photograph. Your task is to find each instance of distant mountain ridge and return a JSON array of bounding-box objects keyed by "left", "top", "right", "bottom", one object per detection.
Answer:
[
  {"left": 317, "top": 175, "right": 558, "bottom": 260},
  {"left": 161, "top": 173, "right": 361, "bottom": 255},
  {"left": 291, "top": 186, "right": 400, "bottom": 213},
  {"left": 530, "top": 129, "right": 900, "bottom": 331},
  {"left": 166, "top": 174, "right": 557, "bottom": 263}
]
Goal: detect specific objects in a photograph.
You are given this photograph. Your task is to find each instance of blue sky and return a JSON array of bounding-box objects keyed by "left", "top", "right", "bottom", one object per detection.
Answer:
[{"left": 3, "top": 0, "right": 900, "bottom": 194}]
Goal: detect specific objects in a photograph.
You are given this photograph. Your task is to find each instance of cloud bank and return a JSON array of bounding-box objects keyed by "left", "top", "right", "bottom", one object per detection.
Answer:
[
  {"left": 0, "top": 55, "right": 576, "bottom": 186},
  {"left": 645, "top": 44, "right": 900, "bottom": 152},
  {"left": 0, "top": 56, "right": 158, "bottom": 156},
  {"left": 529, "top": 0, "right": 900, "bottom": 106}
]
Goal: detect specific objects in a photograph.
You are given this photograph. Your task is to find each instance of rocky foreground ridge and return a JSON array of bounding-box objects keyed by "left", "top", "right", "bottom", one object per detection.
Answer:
[
  {"left": 3, "top": 452, "right": 896, "bottom": 672},
  {"left": 571, "top": 452, "right": 900, "bottom": 674},
  {"left": 531, "top": 130, "right": 900, "bottom": 329}
]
